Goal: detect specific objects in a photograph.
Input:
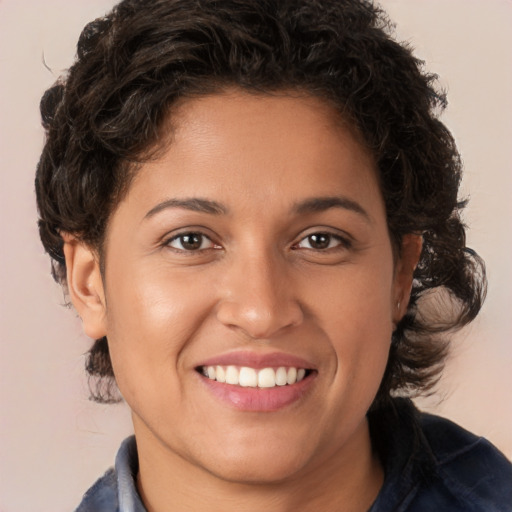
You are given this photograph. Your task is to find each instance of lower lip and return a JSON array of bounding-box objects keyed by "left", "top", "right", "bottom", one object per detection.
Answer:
[{"left": 199, "top": 373, "right": 316, "bottom": 412}]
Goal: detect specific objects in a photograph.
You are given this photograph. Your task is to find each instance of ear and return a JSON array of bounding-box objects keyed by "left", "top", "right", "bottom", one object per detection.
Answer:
[
  {"left": 392, "top": 234, "right": 423, "bottom": 324},
  {"left": 62, "top": 233, "right": 107, "bottom": 340}
]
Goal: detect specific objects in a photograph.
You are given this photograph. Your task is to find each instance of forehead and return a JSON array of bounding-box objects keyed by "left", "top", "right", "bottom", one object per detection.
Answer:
[{"left": 121, "top": 90, "right": 382, "bottom": 222}]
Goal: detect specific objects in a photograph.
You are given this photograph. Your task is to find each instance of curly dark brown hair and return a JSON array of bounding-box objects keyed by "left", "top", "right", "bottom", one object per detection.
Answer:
[{"left": 35, "top": 0, "right": 486, "bottom": 406}]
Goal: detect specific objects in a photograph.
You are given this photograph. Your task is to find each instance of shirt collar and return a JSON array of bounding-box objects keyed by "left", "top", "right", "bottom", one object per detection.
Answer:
[{"left": 115, "top": 436, "right": 147, "bottom": 512}]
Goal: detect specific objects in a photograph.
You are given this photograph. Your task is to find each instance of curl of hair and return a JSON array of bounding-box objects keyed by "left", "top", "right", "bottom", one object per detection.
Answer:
[{"left": 35, "top": 0, "right": 486, "bottom": 405}]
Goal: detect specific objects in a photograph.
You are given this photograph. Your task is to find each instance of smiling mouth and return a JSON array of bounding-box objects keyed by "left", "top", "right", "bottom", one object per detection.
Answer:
[{"left": 197, "top": 365, "right": 313, "bottom": 388}]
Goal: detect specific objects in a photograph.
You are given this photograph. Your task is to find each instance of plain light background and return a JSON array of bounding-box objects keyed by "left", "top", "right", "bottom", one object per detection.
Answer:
[{"left": 1, "top": 1, "right": 511, "bottom": 511}]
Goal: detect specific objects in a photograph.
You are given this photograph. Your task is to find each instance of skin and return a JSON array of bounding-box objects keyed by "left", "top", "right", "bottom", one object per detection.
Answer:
[{"left": 64, "top": 90, "right": 422, "bottom": 512}]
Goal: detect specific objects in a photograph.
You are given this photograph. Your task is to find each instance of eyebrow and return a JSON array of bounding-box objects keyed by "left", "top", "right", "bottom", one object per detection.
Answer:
[
  {"left": 293, "top": 196, "right": 371, "bottom": 221},
  {"left": 144, "top": 195, "right": 371, "bottom": 221},
  {"left": 144, "top": 198, "right": 228, "bottom": 219}
]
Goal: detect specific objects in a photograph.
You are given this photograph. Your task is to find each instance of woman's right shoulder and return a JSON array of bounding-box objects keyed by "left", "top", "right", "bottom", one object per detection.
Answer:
[{"left": 74, "top": 468, "right": 119, "bottom": 512}]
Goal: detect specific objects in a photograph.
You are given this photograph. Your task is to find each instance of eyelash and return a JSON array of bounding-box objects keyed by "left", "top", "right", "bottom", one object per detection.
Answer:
[
  {"left": 164, "top": 230, "right": 352, "bottom": 253},
  {"left": 165, "top": 232, "right": 219, "bottom": 252},
  {"left": 292, "top": 232, "right": 352, "bottom": 252}
]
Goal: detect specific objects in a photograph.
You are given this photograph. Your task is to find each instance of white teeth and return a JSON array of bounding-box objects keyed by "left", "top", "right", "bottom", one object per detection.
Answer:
[
  {"left": 286, "top": 367, "right": 297, "bottom": 385},
  {"left": 225, "top": 365, "right": 239, "bottom": 385},
  {"left": 201, "top": 365, "right": 309, "bottom": 388},
  {"left": 275, "top": 367, "right": 288, "bottom": 386},
  {"left": 239, "top": 367, "right": 258, "bottom": 387},
  {"left": 216, "top": 366, "right": 226, "bottom": 383},
  {"left": 258, "top": 368, "right": 276, "bottom": 388}
]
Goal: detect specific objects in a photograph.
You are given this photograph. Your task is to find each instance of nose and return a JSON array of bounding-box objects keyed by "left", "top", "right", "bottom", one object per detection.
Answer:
[{"left": 215, "top": 250, "right": 304, "bottom": 340}]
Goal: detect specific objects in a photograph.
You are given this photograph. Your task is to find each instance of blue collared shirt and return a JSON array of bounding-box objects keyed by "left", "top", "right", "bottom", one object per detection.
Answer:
[{"left": 75, "top": 399, "right": 512, "bottom": 511}]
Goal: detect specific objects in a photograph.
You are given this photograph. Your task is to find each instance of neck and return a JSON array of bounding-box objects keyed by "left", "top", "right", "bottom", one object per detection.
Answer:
[{"left": 135, "top": 417, "right": 383, "bottom": 512}]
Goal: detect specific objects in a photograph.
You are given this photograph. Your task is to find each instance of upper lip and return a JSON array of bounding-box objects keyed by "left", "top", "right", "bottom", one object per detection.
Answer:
[{"left": 197, "top": 350, "right": 316, "bottom": 370}]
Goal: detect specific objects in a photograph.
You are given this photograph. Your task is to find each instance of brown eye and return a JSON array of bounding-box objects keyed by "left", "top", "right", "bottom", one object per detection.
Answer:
[
  {"left": 307, "top": 233, "right": 331, "bottom": 250},
  {"left": 295, "top": 232, "right": 350, "bottom": 251},
  {"left": 167, "top": 232, "right": 213, "bottom": 251}
]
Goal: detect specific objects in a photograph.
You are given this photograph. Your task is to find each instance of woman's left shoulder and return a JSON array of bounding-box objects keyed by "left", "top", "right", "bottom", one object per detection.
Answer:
[{"left": 417, "top": 411, "right": 512, "bottom": 511}]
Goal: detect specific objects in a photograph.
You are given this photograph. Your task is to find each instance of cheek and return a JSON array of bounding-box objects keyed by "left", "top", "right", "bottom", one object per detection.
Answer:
[
  {"left": 309, "top": 255, "right": 394, "bottom": 390},
  {"left": 103, "top": 262, "right": 215, "bottom": 404}
]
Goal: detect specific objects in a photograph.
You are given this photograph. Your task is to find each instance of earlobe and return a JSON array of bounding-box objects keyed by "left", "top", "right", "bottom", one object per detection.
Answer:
[
  {"left": 394, "top": 234, "right": 423, "bottom": 321},
  {"left": 62, "top": 234, "right": 107, "bottom": 340}
]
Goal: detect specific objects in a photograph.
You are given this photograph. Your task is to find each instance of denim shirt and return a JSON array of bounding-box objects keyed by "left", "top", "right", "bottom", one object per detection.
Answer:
[{"left": 74, "top": 399, "right": 512, "bottom": 511}]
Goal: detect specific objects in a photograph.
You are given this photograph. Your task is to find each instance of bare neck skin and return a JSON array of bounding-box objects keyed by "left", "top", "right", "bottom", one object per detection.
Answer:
[{"left": 135, "top": 415, "right": 383, "bottom": 512}]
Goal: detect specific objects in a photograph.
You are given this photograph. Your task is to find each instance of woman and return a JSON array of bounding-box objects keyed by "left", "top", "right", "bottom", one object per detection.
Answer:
[{"left": 35, "top": 0, "right": 511, "bottom": 510}]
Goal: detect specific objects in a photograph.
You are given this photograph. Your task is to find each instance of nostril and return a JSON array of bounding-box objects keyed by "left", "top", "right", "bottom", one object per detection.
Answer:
[{"left": 215, "top": 298, "right": 304, "bottom": 340}]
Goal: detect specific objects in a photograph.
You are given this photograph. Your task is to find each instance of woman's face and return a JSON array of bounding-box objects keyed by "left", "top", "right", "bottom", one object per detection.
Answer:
[{"left": 73, "top": 90, "right": 418, "bottom": 483}]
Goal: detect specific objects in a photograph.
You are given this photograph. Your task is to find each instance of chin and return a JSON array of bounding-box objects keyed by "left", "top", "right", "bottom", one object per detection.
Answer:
[
  {"left": 188, "top": 430, "right": 314, "bottom": 485},
  {"left": 205, "top": 452, "right": 310, "bottom": 485}
]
